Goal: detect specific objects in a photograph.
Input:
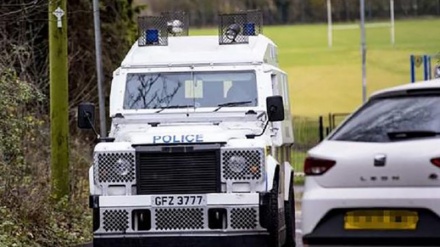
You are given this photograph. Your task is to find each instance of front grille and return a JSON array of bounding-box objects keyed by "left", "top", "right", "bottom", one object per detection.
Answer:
[
  {"left": 155, "top": 208, "right": 204, "bottom": 230},
  {"left": 102, "top": 209, "right": 129, "bottom": 232},
  {"left": 230, "top": 208, "right": 258, "bottom": 229},
  {"left": 137, "top": 148, "right": 219, "bottom": 194}
]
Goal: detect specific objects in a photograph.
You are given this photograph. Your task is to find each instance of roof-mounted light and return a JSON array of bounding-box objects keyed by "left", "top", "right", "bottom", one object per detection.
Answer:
[
  {"left": 167, "top": 19, "right": 184, "bottom": 35},
  {"left": 146, "top": 29, "right": 159, "bottom": 44},
  {"left": 218, "top": 9, "right": 262, "bottom": 45},
  {"left": 138, "top": 16, "right": 168, "bottom": 46},
  {"left": 162, "top": 11, "right": 189, "bottom": 37},
  {"left": 225, "top": 23, "right": 241, "bottom": 42},
  {"left": 243, "top": 23, "right": 256, "bottom": 36}
]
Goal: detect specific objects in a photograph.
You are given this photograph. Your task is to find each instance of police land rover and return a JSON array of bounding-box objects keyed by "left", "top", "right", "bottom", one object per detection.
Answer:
[{"left": 78, "top": 10, "right": 296, "bottom": 247}]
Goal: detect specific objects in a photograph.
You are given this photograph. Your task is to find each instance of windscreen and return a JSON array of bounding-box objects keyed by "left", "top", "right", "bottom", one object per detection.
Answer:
[
  {"left": 330, "top": 95, "right": 440, "bottom": 143},
  {"left": 123, "top": 71, "right": 258, "bottom": 109}
]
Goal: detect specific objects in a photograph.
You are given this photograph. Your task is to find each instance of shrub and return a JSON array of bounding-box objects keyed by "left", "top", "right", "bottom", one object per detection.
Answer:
[{"left": 0, "top": 69, "right": 92, "bottom": 246}]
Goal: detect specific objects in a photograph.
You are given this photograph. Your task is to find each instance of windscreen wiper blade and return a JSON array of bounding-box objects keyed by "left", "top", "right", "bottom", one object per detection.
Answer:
[
  {"left": 155, "top": 105, "right": 194, "bottom": 113},
  {"left": 213, "top": 101, "right": 252, "bottom": 112},
  {"left": 387, "top": 130, "right": 440, "bottom": 140}
]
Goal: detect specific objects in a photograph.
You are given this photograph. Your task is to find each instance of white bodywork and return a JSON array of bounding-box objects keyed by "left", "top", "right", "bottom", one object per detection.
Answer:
[
  {"left": 301, "top": 78, "right": 440, "bottom": 236},
  {"left": 90, "top": 33, "right": 295, "bottom": 238}
]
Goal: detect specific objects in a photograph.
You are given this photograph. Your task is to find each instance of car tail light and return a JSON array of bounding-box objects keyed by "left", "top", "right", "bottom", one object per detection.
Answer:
[
  {"left": 430, "top": 158, "right": 440, "bottom": 168},
  {"left": 304, "top": 157, "right": 336, "bottom": 176}
]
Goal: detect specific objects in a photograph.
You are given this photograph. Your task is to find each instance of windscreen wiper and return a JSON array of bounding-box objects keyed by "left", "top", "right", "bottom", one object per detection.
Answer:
[
  {"left": 387, "top": 130, "right": 440, "bottom": 140},
  {"left": 155, "top": 105, "right": 194, "bottom": 113},
  {"left": 213, "top": 101, "right": 252, "bottom": 112}
]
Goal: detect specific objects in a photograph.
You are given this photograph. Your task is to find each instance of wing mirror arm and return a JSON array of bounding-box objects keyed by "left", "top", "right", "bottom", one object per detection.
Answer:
[
  {"left": 83, "top": 110, "right": 100, "bottom": 138},
  {"left": 246, "top": 96, "right": 285, "bottom": 139},
  {"left": 247, "top": 118, "right": 271, "bottom": 139}
]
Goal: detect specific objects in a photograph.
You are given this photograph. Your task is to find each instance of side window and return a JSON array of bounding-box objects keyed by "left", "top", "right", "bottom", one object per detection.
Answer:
[
  {"left": 271, "top": 74, "right": 279, "bottom": 95},
  {"left": 281, "top": 74, "right": 290, "bottom": 112},
  {"left": 272, "top": 73, "right": 290, "bottom": 113}
]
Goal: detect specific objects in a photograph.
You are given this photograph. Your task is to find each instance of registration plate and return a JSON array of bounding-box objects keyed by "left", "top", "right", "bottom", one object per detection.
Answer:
[
  {"left": 151, "top": 195, "right": 207, "bottom": 207},
  {"left": 344, "top": 210, "right": 418, "bottom": 230}
]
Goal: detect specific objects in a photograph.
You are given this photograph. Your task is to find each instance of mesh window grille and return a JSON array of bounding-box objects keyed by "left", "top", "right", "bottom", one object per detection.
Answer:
[
  {"left": 138, "top": 16, "right": 168, "bottom": 46},
  {"left": 221, "top": 149, "right": 263, "bottom": 180},
  {"left": 102, "top": 209, "right": 129, "bottom": 232},
  {"left": 218, "top": 10, "right": 262, "bottom": 45},
  {"left": 94, "top": 152, "right": 135, "bottom": 184},
  {"left": 155, "top": 208, "right": 204, "bottom": 230},
  {"left": 230, "top": 208, "right": 258, "bottom": 229}
]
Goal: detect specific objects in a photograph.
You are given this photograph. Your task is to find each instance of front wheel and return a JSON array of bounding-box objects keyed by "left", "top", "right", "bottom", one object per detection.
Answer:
[
  {"left": 268, "top": 172, "right": 280, "bottom": 247},
  {"left": 282, "top": 174, "right": 296, "bottom": 247}
]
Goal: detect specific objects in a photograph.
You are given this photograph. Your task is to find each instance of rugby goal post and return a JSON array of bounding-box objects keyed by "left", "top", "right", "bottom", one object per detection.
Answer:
[
  {"left": 327, "top": 0, "right": 395, "bottom": 48},
  {"left": 410, "top": 54, "right": 440, "bottom": 83}
]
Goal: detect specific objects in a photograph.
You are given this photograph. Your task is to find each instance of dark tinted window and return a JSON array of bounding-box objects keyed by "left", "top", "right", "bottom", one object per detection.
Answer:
[
  {"left": 330, "top": 96, "right": 440, "bottom": 142},
  {"left": 123, "top": 71, "right": 258, "bottom": 109}
]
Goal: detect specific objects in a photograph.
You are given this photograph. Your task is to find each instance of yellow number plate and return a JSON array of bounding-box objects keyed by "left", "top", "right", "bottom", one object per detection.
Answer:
[{"left": 344, "top": 210, "right": 418, "bottom": 230}]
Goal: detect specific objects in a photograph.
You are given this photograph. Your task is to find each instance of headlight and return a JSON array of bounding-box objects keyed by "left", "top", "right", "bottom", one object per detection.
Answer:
[
  {"left": 94, "top": 152, "right": 135, "bottom": 184},
  {"left": 115, "top": 158, "right": 131, "bottom": 176},
  {"left": 229, "top": 156, "right": 247, "bottom": 173},
  {"left": 221, "top": 148, "right": 264, "bottom": 181}
]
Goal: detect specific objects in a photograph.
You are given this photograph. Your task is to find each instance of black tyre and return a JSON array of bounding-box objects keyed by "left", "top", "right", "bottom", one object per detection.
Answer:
[
  {"left": 268, "top": 172, "right": 280, "bottom": 247},
  {"left": 283, "top": 174, "right": 296, "bottom": 247}
]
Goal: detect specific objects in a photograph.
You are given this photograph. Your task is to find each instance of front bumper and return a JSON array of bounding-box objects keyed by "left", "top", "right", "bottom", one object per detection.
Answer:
[{"left": 92, "top": 193, "right": 269, "bottom": 237}]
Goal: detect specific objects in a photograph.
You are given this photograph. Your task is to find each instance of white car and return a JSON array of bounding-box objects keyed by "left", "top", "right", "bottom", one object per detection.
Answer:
[{"left": 302, "top": 78, "right": 440, "bottom": 246}]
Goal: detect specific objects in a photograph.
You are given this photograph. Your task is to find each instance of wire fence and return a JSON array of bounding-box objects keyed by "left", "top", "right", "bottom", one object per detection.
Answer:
[{"left": 291, "top": 113, "right": 350, "bottom": 181}]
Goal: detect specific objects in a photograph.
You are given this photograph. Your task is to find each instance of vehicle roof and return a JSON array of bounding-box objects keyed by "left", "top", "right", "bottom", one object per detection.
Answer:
[
  {"left": 120, "top": 34, "right": 278, "bottom": 67},
  {"left": 369, "top": 78, "right": 440, "bottom": 99}
]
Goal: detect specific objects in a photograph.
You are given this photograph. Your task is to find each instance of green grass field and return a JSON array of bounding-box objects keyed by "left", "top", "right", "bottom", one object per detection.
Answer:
[{"left": 192, "top": 18, "right": 440, "bottom": 117}]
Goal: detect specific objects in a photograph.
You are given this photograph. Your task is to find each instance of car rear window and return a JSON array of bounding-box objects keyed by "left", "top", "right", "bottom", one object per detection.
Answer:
[{"left": 329, "top": 95, "right": 440, "bottom": 143}]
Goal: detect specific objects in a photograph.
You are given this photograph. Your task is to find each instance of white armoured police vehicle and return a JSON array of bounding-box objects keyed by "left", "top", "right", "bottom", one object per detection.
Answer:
[{"left": 78, "top": 10, "right": 295, "bottom": 247}]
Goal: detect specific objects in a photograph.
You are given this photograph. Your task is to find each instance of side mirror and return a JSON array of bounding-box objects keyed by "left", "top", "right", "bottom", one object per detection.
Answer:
[
  {"left": 266, "top": 96, "right": 285, "bottom": 122},
  {"left": 78, "top": 102, "right": 95, "bottom": 129}
]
